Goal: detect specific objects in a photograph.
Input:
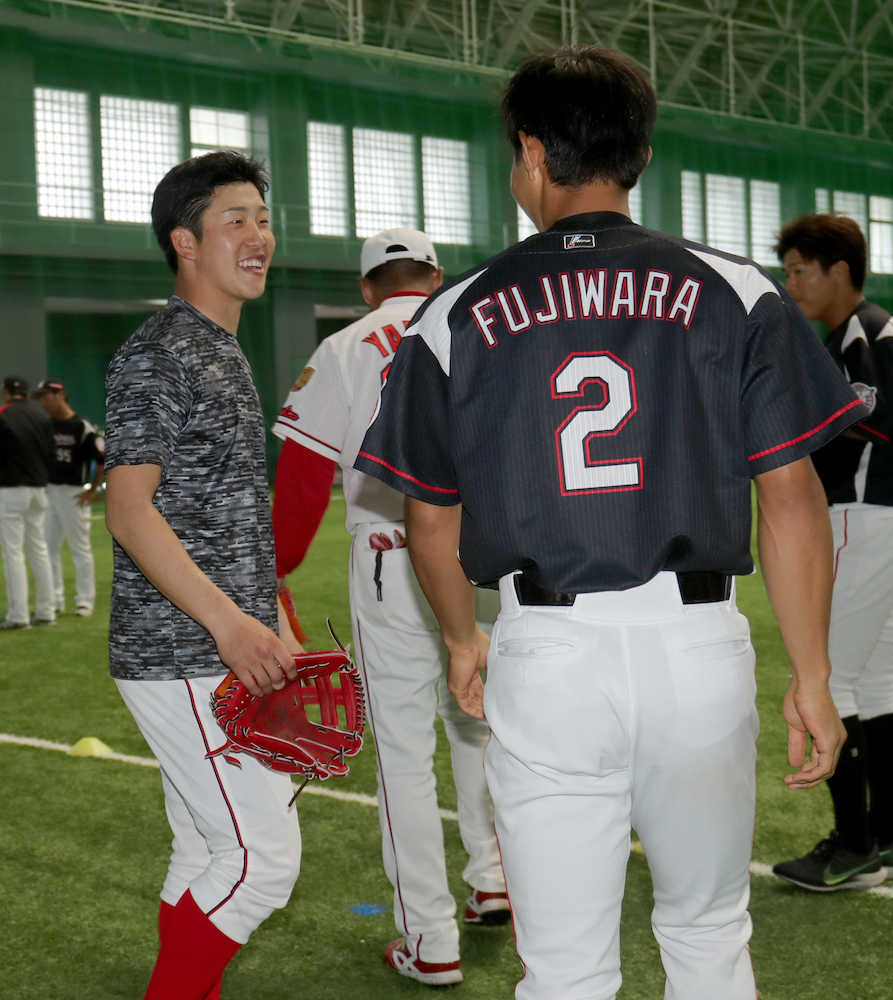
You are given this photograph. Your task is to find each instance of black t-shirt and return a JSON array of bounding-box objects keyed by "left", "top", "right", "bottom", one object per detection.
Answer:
[
  {"left": 49, "top": 413, "right": 105, "bottom": 486},
  {"left": 356, "top": 212, "right": 865, "bottom": 593},
  {"left": 810, "top": 299, "right": 893, "bottom": 506},
  {"left": 0, "top": 398, "right": 55, "bottom": 487}
]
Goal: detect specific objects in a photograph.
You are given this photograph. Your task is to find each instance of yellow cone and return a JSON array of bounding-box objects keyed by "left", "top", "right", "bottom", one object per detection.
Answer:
[{"left": 68, "top": 736, "right": 113, "bottom": 758}]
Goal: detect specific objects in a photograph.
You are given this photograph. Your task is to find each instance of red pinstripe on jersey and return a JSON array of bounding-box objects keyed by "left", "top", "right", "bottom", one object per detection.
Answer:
[
  {"left": 747, "top": 398, "right": 864, "bottom": 463},
  {"left": 356, "top": 451, "right": 459, "bottom": 495}
]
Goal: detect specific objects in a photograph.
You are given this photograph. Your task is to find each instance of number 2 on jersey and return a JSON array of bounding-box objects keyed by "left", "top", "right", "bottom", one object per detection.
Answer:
[{"left": 552, "top": 351, "right": 642, "bottom": 495}]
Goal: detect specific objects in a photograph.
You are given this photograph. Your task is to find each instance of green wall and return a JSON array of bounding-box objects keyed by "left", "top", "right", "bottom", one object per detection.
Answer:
[{"left": 2, "top": 23, "right": 892, "bottom": 474}]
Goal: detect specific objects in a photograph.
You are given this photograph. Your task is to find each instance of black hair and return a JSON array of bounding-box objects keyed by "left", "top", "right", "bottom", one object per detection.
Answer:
[
  {"left": 3, "top": 375, "right": 28, "bottom": 396},
  {"left": 502, "top": 45, "right": 656, "bottom": 190},
  {"left": 151, "top": 151, "right": 270, "bottom": 273},
  {"left": 774, "top": 213, "right": 867, "bottom": 290},
  {"left": 363, "top": 260, "right": 438, "bottom": 290}
]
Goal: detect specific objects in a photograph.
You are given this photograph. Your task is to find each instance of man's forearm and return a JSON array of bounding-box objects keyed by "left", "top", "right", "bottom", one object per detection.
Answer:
[
  {"left": 404, "top": 497, "right": 475, "bottom": 647},
  {"left": 755, "top": 458, "right": 833, "bottom": 684}
]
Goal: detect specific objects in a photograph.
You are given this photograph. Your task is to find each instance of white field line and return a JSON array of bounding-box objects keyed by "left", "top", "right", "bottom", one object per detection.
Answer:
[
  {"left": 4, "top": 731, "right": 892, "bottom": 900},
  {"left": 0, "top": 731, "right": 455, "bottom": 818}
]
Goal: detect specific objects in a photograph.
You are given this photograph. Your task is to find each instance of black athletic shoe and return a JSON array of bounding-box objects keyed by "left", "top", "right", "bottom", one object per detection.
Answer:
[{"left": 772, "top": 831, "right": 885, "bottom": 891}]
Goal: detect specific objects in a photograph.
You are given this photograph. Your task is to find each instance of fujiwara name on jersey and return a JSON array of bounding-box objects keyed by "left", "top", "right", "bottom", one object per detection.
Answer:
[{"left": 470, "top": 268, "right": 703, "bottom": 348}]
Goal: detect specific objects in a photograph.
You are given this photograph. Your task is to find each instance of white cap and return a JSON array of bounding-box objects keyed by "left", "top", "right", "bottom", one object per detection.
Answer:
[{"left": 361, "top": 228, "right": 438, "bottom": 278}]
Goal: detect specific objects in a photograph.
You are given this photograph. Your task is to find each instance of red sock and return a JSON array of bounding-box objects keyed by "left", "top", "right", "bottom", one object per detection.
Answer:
[
  {"left": 158, "top": 899, "right": 176, "bottom": 941},
  {"left": 144, "top": 891, "right": 240, "bottom": 1000},
  {"left": 158, "top": 898, "right": 224, "bottom": 999}
]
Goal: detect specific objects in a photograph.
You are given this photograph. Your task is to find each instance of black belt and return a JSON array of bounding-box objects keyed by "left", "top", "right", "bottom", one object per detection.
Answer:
[{"left": 514, "top": 571, "right": 732, "bottom": 607}]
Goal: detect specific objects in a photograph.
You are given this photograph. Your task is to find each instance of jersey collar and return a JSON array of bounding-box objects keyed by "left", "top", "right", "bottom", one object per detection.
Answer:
[
  {"left": 547, "top": 211, "right": 634, "bottom": 232},
  {"left": 382, "top": 291, "right": 429, "bottom": 304}
]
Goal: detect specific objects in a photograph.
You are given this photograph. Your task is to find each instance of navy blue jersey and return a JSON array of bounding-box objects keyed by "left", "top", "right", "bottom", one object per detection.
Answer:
[
  {"left": 356, "top": 212, "right": 865, "bottom": 593},
  {"left": 810, "top": 299, "right": 893, "bottom": 506}
]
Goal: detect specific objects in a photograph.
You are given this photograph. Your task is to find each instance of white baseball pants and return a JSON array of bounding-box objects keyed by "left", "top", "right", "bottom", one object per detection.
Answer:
[
  {"left": 116, "top": 675, "right": 301, "bottom": 944},
  {"left": 349, "top": 526, "right": 504, "bottom": 964},
  {"left": 0, "top": 485, "right": 55, "bottom": 624},
  {"left": 45, "top": 484, "right": 96, "bottom": 612},
  {"left": 485, "top": 571, "right": 759, "bottom": 1000},
  {"left": 828, "top": 503, "right": 893, "bottom": 719}
]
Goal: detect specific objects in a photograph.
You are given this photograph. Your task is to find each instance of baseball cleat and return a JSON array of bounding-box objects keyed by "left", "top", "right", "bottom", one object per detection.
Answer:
[
  {"left": 0, "top": 620, "right": 31, "bottom": 630},
  {"left": 75, "top": 605, "right": 93, "bottom": 617},
  {"left": 384, "top": 939, "right": 463, "bottom": 986},
  {"left": 772, "top": 831, "right": 886, "bottom": 891},
  {"left": 464, "top": 888, "right": 512, "bottom": 925}
]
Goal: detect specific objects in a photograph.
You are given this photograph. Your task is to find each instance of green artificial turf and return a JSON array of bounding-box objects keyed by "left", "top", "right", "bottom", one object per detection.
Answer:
[{"left": 1, "top": 494, "right": 891, "bottom": 998}]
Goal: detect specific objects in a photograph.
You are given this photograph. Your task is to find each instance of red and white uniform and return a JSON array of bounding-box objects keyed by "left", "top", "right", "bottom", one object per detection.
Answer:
[{"left": 272, "top": 291, "right": 504, "bottom": 967}]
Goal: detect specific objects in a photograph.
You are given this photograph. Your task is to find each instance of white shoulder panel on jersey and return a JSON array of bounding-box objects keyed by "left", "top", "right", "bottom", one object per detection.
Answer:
[
  {"left": 412, "top": 268, "right": 488, "bottom": 376},
  {"left": 876, "top": 317, "right": 893, "bottom": 341},
  {"left": 686, "top": 247, "right": 778, "bottom": 315},
  {"left": 841, "top": 312, "right": 870, "bottom": 353}
]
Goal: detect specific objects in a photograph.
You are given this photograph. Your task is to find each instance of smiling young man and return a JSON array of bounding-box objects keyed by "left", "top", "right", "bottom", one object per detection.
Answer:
[
  {"left": 104, "top": 152, "right": 302, "bottom": 1000},
  {"left": 772, "top": 214, "right": 893, "bottom": 891}
]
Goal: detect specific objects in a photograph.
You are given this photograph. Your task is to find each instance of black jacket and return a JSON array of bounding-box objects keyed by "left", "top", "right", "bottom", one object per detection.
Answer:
[{"left": 0, "top": 398, "right": 55, "bottom": 487}]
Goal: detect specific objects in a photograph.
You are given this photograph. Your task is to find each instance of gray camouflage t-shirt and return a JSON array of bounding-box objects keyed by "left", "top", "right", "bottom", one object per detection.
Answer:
[{"left": 105, "top": 296, "right": 277, "bottom": 680}]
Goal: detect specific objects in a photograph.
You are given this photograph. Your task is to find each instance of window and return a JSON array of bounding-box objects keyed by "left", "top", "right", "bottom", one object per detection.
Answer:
[
  {"left": 870, "top": 196, "right": 893, "bottom": 275},
  {"left": 517, "top": 205, "right": 538, "bottom": 241},
  {"left": 683, "top": 171, "right": 777, "bottom": 263},
  {"left": 829, "top": 190, "right": 867, "bottom": 235},
  {"left": 309, "top": 125, "right": 472, "bottom": 243},
  {"left": 33, "top": 87, "right": 93, "bottom": 220},
  {"left": 628, "top": 184, "right": 643, "bottom": 225},
  {"left": 681, "top": 170, "right": 704, "bottom": 242},
  {"left": 421, "top": 137, "right": 470, "bottom": 245},
  {"left": 814, "top": 188, "right": 892, "bottom": 274},
  {"left": 190, "top": 107, "right": 251, "bottom": 157},
  {"left": 100, "top": 96, "right": 180, "bottom": 223},
  {"left": 353, "top": 128, "right": 417, "bottom": 237},
  {"left": 705, "top": 174, "right": 747, "bottom": 256},
  {"left": 307, "top": 122, "right": 348, "bottom": 237},
  {"left": 749, "top": 180, "right": 781, "bottom": 267}
]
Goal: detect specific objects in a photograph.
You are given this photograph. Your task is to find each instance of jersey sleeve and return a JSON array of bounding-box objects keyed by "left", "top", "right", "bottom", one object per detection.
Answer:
[
  {"left": 80, "top": 419, "right": 107, "bottom": 466},
  {"left": 742, "top": 290, "right": 868, "bottom": 476},
  {"left": 839, "top": 318, "right": 889, "bottom": 444},
  {"left": 104, "top": 342, "right": 190, "bottom": 475},
  {"left": 271, "top": 437, "right": 336, "bottom": 577},
  {"left": 354, "top": 328, "right": 459, "bottom": 505},
  {"left": 271, "top": 340, "right": 348, "bottom": 463},
  {"left": 869, "top": 317, "right": 893, "bottom": 440}
]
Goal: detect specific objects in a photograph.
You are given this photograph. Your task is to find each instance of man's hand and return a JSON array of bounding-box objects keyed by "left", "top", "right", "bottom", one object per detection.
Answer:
[
  {"left": 212, "top": 608, "right": 299, "bottom": 697},
  {"left": 75, "top": 488, "right": 101, "bottom": 506},
  {"left": 446, "top": 626, "right": 491, "bottom": 720},
  {"left": 783, "top": 679, "right": 846, "bottom": 789}
]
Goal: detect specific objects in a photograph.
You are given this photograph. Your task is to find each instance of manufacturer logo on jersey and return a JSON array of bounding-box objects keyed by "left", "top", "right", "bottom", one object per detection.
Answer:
[
  {"left": 292, "top": 366, "right": 315, "bottom": 391},
  {"left": 850, "top": 382, "right": 877, "bottom": 415},
  {"left": 564, "top": 234, "right": 596, "bottom": 250}
]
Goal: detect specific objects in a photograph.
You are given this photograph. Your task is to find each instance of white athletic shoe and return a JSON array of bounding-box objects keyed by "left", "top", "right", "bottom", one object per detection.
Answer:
[
  {"left": 75, "top": 605, "right": 93, "bottom": 617},
  {"left": 384, "top": 939, "right": 463, "bottom": 986},
  {"left": 464, "top": 888, "right": 512, "bottom": 925}
]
